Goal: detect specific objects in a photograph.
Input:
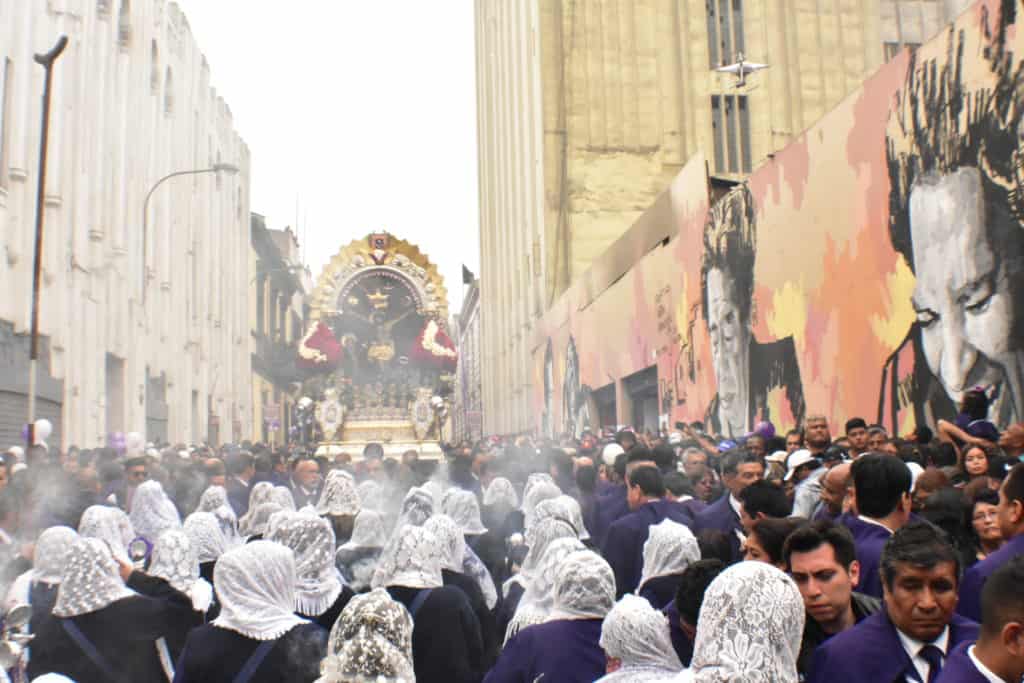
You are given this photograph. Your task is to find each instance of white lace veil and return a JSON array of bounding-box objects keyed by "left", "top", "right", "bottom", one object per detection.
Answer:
[
  {"left": 238, "top": 482, "right": 275, "bottom": 535},
  {"left": 318, "top": 588, "right": 414, "bottom": 683},
  {"left": 244, "top": 502, "right": 284, "bottom": 539},
  {"left": 370, "top": 525, "right": 443, "bottom": 590},
  {"left": 212, "top": 540, "right": 307, "bottom": 640},
  {"left": 197, "top": 485, "right": 229, "bottom": 513},
  {"left": 483, "top": 477, "right": 519, "bottom": 509},
  {"left": 340, "top": 509, "right": 387, "bottom": 551},
  {"left": 356, "top": 480, "right": 385, "bottom": 512},
  {"left": 522, "top": 481, "right": 562, "bottom": 529},
  {"left": 691, "top": 562, "right": 805, "bottom": 683},
  {"left": 532, "top": 494, "right": 590, "bottom": 541},
  {"left": 522, "top": 473, "right": 556, "bottom": 508},
  {"left": 32, "top": 526, "right": 78, "bottom": 585},
  {"left": 462, "top": 543, "right": 498, "bottom": 610},
  {"left": 423, "top": 515, "right": 465, "bottom": 572},
  {"left": 599, "top": 594, "right": 683, "bottom": 680},
  {"left": 505, "top": 536, "right": 585, "bottom": 642},
  {"left": 148, "top": 529, "right": 214, "bottom": 613},
  {"left": 213, "top": 504, "right": 242, "bottom": 547},
  {"left": 183, "top": 511, "right": 229, "bottom": 563},
  {"left": 272, "top": 486, "right": 297, "bottom": 511},
  {"left": 78, "top": 505, "right": 134, "bottom": 563},
  {"left": 129, "top": 480, "right": 181, "bottom": 543},
  {"left": 316, "top": 470, "right": 361, "bottom": 517},
  {"left": 396, "top": 487, "right": 434, "bottom": 528},
  {"left": 546, "top": 550, "right": 615, "bottom": 622},
  {"left": 266, "top": 512, "right": 344, "bottom": 617},
  {"left": 442, "top": 489, "right": 488, "bottom": 536},
  {"left": 503, "top": 516, "right": 578, "bottom": 598},
  {"left": 52, "top": 537, "right": 134, "bottom": 617},
  {"left": 638, "top": 519, "right": 701, "bottom": 592}
]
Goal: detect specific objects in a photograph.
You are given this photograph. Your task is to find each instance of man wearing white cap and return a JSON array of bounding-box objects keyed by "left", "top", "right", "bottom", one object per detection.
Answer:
[{"left": 787, "top": 450, "right": 828, "bottom": 519}]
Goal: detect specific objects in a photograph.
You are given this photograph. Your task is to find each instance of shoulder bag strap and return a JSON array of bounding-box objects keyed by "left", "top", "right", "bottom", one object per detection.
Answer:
[
  {"left": 231, "top": 639, "right": 277, "bottom": 683},
  {"left": 61, "top": 618, "right": 121, "bottom": 682}
]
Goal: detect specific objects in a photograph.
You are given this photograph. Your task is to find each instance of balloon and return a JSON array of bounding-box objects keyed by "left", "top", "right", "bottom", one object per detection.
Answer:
[{"left": 33, "top": 419, "right": 52, "bottom": 445}]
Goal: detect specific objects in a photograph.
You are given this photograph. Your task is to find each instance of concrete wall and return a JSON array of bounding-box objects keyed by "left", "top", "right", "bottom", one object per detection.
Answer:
[
  {"left": 0, "top": 0, "right": 251, "bottom": 447},
  {"left": 531, "top": 0, "right": 1024, "bottom": 438}
]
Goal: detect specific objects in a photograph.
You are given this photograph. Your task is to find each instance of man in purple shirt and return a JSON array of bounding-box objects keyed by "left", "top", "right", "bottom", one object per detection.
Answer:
[
  {"left": 958, "top": 462, "right": 1024, "bottom": 623},
  {"left": 938, "top": 556, "right": 1024, "bottom": 682}
]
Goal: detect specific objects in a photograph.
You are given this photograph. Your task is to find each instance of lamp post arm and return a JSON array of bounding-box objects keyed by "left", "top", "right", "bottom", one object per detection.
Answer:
[{"left": 141, "top": 167, "right": 221, "bottom": 303}]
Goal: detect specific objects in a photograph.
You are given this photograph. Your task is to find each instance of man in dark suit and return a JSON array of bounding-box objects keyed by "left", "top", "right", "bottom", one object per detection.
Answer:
[
  {"left": 289, "top": 456, "right": 322, "bottom": 509},
  {"left": 808, "top": 521, "right": 979, "bottom": 683},
  {"left": 592, "top": 447, "right": 655, "bottom": 548},
  {"left": 938, "top": 556, "right": 1024, "bottom": 682},
  {"left": 602, "top": 466, "right": 696, "bottom": 597},
  {"left": 693, "top": 448, "right": 764, "bottom": 563},
  {"left": 224, "top": 452, "right": 255, "bottom": 518},
  {"left": 958, "top": 462, "right": 1024, "bottom": 622},
  {"left": 838, "top": 453, "right": 913, "bottom": 598}
]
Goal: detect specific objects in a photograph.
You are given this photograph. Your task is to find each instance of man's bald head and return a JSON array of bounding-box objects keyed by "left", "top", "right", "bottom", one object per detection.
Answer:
[{"left": 820, "top": 462, "right": 852, "bottom": 515}]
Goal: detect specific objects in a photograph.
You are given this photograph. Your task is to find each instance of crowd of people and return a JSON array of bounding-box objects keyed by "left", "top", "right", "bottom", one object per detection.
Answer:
[{"left": 0, "top": 387, "right": 1023, "bottom": 681}]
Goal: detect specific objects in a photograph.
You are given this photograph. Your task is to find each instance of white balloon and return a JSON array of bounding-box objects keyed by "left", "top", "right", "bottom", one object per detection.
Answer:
[{"left": 33, "top": 419, "right": 52, "bottom": 444}]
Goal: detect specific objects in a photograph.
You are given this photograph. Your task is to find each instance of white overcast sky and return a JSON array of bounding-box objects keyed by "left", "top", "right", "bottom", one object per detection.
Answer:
[{"left": 175, "top": 0, "right": 480, "bottom": 309}]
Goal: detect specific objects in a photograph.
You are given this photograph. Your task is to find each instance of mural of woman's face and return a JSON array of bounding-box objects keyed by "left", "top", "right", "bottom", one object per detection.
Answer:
[
  {"left": 908, "top": 167, "right": 1020, "bottom": 421},
  {"left": 706, "top": 267, "right": 752, "bottom": 434}
]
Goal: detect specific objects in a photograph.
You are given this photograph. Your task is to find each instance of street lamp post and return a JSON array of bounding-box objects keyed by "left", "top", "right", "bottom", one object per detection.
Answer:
[{"left": 140, "top": 162, "right": 239, "bottom": 303}]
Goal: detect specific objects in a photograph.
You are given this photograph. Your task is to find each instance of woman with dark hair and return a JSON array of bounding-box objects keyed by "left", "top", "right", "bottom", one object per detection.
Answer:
[
  {"left": 952, "top": 445, "right": 994, "bottom": 487},
  {"left": 742, "top": 517, "right": 807, "bottom": 569},
  {"left": 967, "top": 488, "right": 1004, "bottom": 563},
  {"left": 918, "top": 488, "right": 976, "bottom": 568}
]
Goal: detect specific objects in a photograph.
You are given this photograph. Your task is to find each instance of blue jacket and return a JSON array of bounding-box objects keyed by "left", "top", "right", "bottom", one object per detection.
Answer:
[
  {"left": 693, "top": 494, "right": 743, "bottom": 563},
  {"left": 603, "top": 499, "right": 695, "bottom": 597},
  {"left": 483, "top": 618, "right": 605, "bottom": 683},
  {"left": 838, "top": 514, "right": 893, "bottom": 599},
  {"left": 934, "top": 641, "right": 989, "bottom": 683},
  {"left": 957, "top": 532, "right": 1024, "bottom": 622},
  {"left": 807, "top": 609, "right": 979, "bottom": 683}
]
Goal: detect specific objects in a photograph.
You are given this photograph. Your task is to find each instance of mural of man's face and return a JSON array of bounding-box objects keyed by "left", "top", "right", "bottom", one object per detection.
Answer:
[
  {"left": 706, "top": 267, "right": 752, "bottom": 435},
  {"left": 909, "top": 167, "right": 1019, "bottom": 421}
]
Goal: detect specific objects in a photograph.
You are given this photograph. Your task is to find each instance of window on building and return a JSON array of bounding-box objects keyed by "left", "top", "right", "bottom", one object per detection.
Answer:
[
  {"left": 163, "top": 66, "right": 173, "bottom": 115},
  {"left": 883, "top": 41, "right": 921, "bottom": 62},
  {"left": 711, "top": 94, "right": 752, "bottom": 174},
  {"left": 150, "top": 41, "right": 159, "bottom": 93},
  {"left": 0, "top": 58, "right": 11, "bottom": 190},
  {"left": 117, "top": 0, "right": 132, "bottom": 49},
  {"left": 97, "top": 0, "right": 111, "bottom": 17},
  {"left": 707, "top": 0, "right": 746, "bottom": 68}
]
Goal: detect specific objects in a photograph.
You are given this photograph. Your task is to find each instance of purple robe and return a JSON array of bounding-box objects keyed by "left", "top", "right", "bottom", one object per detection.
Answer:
[
  {"left": 591, "top": 485, "right": 629, "bottom": 548},
  {"left": 838, "top": 514, "right": 892, "bottom": 599},
  {"left": 602, "top": 499, "right": 696, "bottom": 598},
  {"left": 957, "top": 532, "right": 1024, "bottom": 623},
  {"left": 807, "top": 609, "right": 979, "bottom": 683},
  {"left": 934, "top": 641, "right": 990, "bottom": 683},
  {"left": 662, "top": 600, "right": 694, "bottom": 667},
  {"left": 482, "top": 618, "right": 605, "bottom": 683}
]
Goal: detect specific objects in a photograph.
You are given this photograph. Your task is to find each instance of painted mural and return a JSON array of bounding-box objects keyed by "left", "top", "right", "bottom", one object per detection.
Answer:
[{"left": 531, "top": 0, "right": 1024, "bottom": 439}]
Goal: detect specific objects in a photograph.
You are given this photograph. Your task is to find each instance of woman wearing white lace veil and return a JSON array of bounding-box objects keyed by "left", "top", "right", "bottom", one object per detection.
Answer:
[
  {"left": 504, "top": 535, "right": 586, "bottom": 643},
  {"left": 395, "top": 487, "right": 434, "bottom": 529},
  {"left": 316, "top": 589, "right": 414, "bottom": 683},
  {"left": 597, "top": 594, "right": 683, "bottom": 682},
  {"left": 637, "top": 519, "right": 700, "bottom": 609},
  {"left": 485, "top": 549, "right": 615, "bottom": 683},
  {"left": 266, "top": 512, "right": 354, "bottom": 630},
  {"left": 213, "top": 503, "right": 242, "bottom": 548},
  {"left": 356, "top": 479, "right": 385, "bottom": 512},
  {"left": 336, "top": 509, "right": 387, "bottom": 592},
  {"left": 676, "top": 561, "right": 805, "bottom": 683},
  {"left": 316, "top": 469, "right": 361, "bottom": 545},
  {"left": 196, "top": 485, "right": 230, "bottom": 513},
  {"left": 146, "top": 529, "right": 214, "bottom": 670},
  {"left": 183, "top": 511, "right": 229, "bottom": 589},
  {"left": 481, "top": 476, "right": 518, "bottom": 531},
  {"left": 77, "top": 505, "right": 134, "bottom": 563},
  {"left": 521, "top": 480, "right": 561, "bottom": 530},
  {"left": 425, "top": 515, "right": 499, "bottom": 663},
  {"left": 242, "top": 502, "right": 283, "bottom": 541},
  {"left": 173, "top": 541, "right": 329, "bottom": 682},
  {"left": 531, "top": 494, "right": 590, "bottom": 542},
  {"left": 129, "top": 480, "right": 181, "bottom": 546},
  {"left": 376, "top": 525, "right": 485, "bottom": 682},
  {"left": 237, "top": 482, "right": 275, "bottom": 536},
  {"left": 28, "top": 536, "right": 194, "bottom": 683}
]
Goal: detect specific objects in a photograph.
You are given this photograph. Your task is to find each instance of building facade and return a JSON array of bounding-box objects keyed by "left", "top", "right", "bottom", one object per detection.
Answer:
[
  {"left": 453, "top": 277, "right": 482, "bottom": 443},
  {"left": 475, "top": 0, "right": 972, "bottom": 435},
  {"left": 0, "top": 0, "right": 251, "bottom": 448},
  {"left": 249, "top": 215, "right": 309, "bottom": 447}
]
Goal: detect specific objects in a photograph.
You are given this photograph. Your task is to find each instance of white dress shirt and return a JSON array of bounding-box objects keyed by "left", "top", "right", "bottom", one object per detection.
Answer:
[
  {"left": 895, "top": 626, "right": 949, "bottom": 683},
  {"left": 729, "top": 494, "right": 747, "bottom": 545}
]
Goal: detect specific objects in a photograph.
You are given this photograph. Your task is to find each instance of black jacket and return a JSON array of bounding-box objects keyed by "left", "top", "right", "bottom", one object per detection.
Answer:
[
  {"left": 387, "top": 584, "right": 484, "bottom": 683},
  {"left": 28, "top": 572, "right": 193, "bottom": 683},
  {"left": 797, "top": 591, "right": 882, "bottom": 676},
  {"left": 173, "top": 622, "right": 327, "bottom": 683}
]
